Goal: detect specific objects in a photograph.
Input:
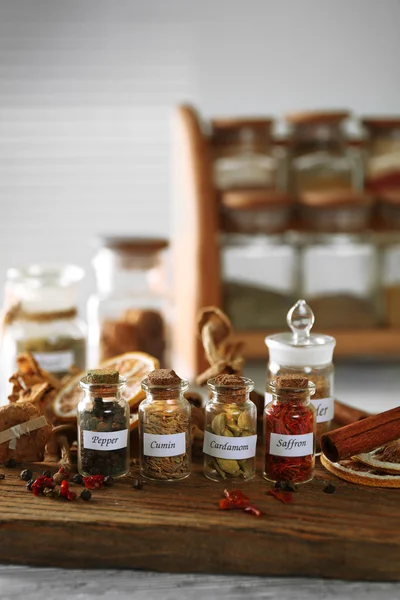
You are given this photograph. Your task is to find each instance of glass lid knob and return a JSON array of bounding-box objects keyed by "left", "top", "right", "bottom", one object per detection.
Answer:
[{"left": 287, "top": 299, "right": 315, "bottom": 344}]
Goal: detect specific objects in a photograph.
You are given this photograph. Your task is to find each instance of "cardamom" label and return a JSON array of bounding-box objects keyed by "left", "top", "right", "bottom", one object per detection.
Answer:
[
  {"left": 143, "top": 432, "right": 186, "bottom": 457},
  {"left": 203, "top": 431, "right": 257, "bottom": 460},
  {"left": 269, "top": 432, "right": 314, "bottom": 457}
]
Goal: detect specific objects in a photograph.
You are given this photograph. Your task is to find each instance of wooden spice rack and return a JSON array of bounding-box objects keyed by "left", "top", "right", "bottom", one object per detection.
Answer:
[
  {"left": 2, "top": 457, "right": 400, "bottom": 581},
  {"left": 172, "top": 105, "right": 400, "bottom": 378}
]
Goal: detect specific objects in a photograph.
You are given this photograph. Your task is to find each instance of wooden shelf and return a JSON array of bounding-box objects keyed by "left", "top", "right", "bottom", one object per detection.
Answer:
[{"left": 231, "top": 328, "right": 400, "bottom": 360}]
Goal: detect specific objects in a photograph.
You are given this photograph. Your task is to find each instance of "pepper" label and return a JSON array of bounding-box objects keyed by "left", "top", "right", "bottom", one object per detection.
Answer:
[
  {"left": 203, "top": 431, "right": 257, "bottom": 460},
  {"left": 143, "top": 432, "right": 186, "bottom": 457},
  {"left": 269, "top": 432, "right": 314, "bottom": 457},
  {"left": 83, "top": 429, "right": 128, "bottom": 451}
]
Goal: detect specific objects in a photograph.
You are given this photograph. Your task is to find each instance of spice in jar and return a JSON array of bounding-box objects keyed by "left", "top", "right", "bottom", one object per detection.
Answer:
[
  {"left": 264, "top": 375, "right": 316, "bottom": 484},
  {"left": 139, "top": 369, "right": 191, "bottom": 481},
  {"left": 77, "top": 368, "right": 130, "bottom": 478},
  {"left": 203, "top": 374, "right": 257, "bottom": 482}
]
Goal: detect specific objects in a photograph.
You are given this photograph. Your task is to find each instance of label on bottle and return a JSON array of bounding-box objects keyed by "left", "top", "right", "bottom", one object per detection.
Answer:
[
  {"left": 83, "top": 429, "right": 128, "bottom": 451},
  {"left": 203, "top": 431, "right": 257, "bottom": 460},
  {"left": 33, "top": 351, "right": 74, "bottom": 373},
  {"left": 310, "top": 397, "right": 334, "bottom": 423},
  {"left": 143, "top": 432, "right": 186, "bottom": 457},
  {"left": 269, "top": 432, "right": 314, "bottom": 457}
]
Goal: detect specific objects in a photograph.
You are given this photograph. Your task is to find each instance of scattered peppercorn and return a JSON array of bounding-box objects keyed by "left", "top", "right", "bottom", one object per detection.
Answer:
[
  {"left": 132, "top": 478, "right": 143, "bottom": 490},
  {"left": 80, "top": 489, "right": 92, "bottom": 501},
  {"left": 26, "top": 479, "right": 34, "bottom": 491},
  {"left": 41, "top": 470, "right": 52, "bottom": 478},
  {"left": 0, "top": 473, "right": 5, "bottom": 480},
  {"left": 103, "top": 475, "right": 115, "bottom": 487},
  {"left": 72, "top": 473, "right": 84, "bottom": 485},
  {"left": 20, "top": 469, "right": 33, "bottom": 482},
  {"left": 5, "top": 458, "right": 16, "bottom": 468},
  {"left": 323, "top": 483, "right": 336, "bottom": 494},
  {"left": 274, "top": 481, "right": 298, "bottom": 492},
  {"left": 43, "top": 487, "right": 55, "bottom": 498}
]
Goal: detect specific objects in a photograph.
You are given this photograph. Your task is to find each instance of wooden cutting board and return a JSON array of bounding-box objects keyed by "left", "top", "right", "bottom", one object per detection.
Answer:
[{"left": 0, "top": 457, "right": 399, "bottom": 581}]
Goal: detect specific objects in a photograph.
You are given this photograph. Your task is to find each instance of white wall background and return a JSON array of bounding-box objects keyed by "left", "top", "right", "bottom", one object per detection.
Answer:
[{"left": 1, "top": 0, "right": 400, "bottom": 302}]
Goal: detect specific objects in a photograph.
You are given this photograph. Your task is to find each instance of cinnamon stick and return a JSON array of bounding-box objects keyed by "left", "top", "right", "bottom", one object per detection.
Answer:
[
  {"left": 321, "top": 406, "right": 400, "bottom": 462},
  {"left": 334, "top": 400, "right": 370, "bottom": 427}
]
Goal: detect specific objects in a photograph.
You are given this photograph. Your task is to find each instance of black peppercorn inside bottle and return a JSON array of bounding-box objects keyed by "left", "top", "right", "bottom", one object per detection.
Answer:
[{"left": 77, "top": 368, "right": 130, "bottom": 478}]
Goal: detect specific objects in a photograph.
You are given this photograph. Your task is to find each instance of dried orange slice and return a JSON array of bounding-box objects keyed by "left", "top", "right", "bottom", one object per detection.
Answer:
[
  {"left": 53, "top": 352, "right": 158, "bottom": 423},
  {"left": 321, "top": 453, "right": 400, "bottom": 488}
]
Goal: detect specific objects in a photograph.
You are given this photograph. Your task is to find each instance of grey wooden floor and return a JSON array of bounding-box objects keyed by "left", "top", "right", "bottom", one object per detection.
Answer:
[{"left": 1, "top": 567, "right": 400, "bottom": 600}]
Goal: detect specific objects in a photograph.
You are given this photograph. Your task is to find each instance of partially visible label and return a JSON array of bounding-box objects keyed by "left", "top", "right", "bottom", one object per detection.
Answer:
[
  {"left": 33, "top": 351, "right": 74, "bottom": 373},
  {"left": 143, "top": 432, "right": 186, "bottom": 457},
  {"left": 83, "top": 429, "right": 128, "bottom": 451},
  {"left": 264, "top": 392, "right": 272, "bottom": 406},
  {"left": 203, "top": 431, "right": 257, "bottom": 460},
  {"left": 269, "top": 432, "right": 314, "bottom": 457},
  {"left": 310, "top": 397, "right": 334, "bottom": 423}
]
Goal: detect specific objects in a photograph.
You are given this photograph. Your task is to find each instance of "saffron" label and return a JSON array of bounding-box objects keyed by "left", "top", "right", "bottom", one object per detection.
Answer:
[
  {"left": 203, "top": 431, "right": 257, "bottom": 460},
  {"left": 269, "top": 432, "right": 314, "bottom": 457},
  {"left": 83, "top": 429, "right": 128, "bottom": 451},
  {"left": 143, "top": 432, "right": 186, "bottom": 457}
]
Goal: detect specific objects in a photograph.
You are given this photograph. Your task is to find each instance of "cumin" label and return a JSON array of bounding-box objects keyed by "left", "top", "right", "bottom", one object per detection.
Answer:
[{"left": 143, "top": 432, "right": 186, "bottom": 457}]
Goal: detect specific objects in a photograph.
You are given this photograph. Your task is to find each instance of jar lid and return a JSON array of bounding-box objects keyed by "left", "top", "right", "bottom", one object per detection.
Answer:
[
  {"left": 285, "top": 110, "right": 349, "bottom": 125},
  {"left": 98, "top": 236, "right": 169, "bottom": 254},
  {"left": 265, "top": 299, "right": 336, "bottom": 367},
  {"left": 212, "top": 117, "right": 273, "bottom": 131},
  {"left": 362, "top": 117, "right": 400, "bottom": 129},
  {"left": 299, "top": 190, "right": 372, "bottom": 208},
  {"left": 221, "top": 189, "right": 292, "bottom": 210}
]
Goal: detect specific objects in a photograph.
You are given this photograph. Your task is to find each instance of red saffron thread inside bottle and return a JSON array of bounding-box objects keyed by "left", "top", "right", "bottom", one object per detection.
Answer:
[{"left": 264, "top": 376, "right": 316, "bottom": 484}]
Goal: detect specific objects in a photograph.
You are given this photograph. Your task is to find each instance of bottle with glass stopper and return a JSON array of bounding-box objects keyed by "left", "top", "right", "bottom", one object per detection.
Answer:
[{"left": 265, "top": 299, "right": 336, "bottom": 449}]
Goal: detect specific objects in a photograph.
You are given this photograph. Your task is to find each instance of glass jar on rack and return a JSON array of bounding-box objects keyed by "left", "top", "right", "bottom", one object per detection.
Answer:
[
  {"left": 87, "top": 237, "right": 169, "bottom": 366},
  {"left": 362, "top": 118, "right": 400, "bottom": 228},
  {"left": 265, "top": 299, "right": 335, "bottom": 449},
  {"left": 1, "top": 264, "right": 86, "bottom": 395},
  {"left": 286, "top": 111, "right": 363, "bottom": 197},
  {"left": 212, "top": 118, "right": 288, "bottom": 191},
  {"left": 298, "top": 191, "right": 379, "bottom": 329},
  {"left": 221, "top": 232, "right": 298, "bottom": 331},
  {"left": 382, "top": 242, "right": 400, "bottom": 327}
]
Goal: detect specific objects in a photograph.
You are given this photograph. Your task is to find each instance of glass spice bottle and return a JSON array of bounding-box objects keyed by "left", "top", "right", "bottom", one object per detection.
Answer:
[
  {"left": 265, "top": 299, "right": 336, "bottom": 449},
  {"left": 1, "top": 264, "right": 86, "bottom": 395},
  {"left": 203, "top": 374, "right": 257, "bottom": 482},
  {"left": 78, "top": 368, "right": 130, "bottom": 478},
  {"left": 264, "top": 375, "right": 316, "bottom": 484},
  {"left": 139, "top": 369, "right": 191, "bottom": 481}
]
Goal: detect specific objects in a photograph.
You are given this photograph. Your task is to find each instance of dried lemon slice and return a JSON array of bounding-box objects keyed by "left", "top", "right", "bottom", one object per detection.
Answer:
[
  {"left": 321, "top": 453, "right": 400, "bottom": 488},
  {"left": 53, "top": 352, "right": 158, "bottom": 423},
  {"left": 353, "top": 440, "right": 400, "bottom": 475}
]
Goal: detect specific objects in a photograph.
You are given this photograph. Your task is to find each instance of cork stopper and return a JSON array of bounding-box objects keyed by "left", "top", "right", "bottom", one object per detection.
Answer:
[
  {"left": 86, "top": 368, "right": 119, "bottom": 384},
  {"left": 147, "top": 369, "right": 182, "bottom": 388},
  {"left": 214, "top": 374, "right": 246, "bottom": 388},
  {"left": 276, "top": 375, "right": 309, "bottom": 390}
]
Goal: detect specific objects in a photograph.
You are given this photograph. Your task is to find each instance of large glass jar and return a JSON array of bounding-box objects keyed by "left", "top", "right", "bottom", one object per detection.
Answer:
[
  {"left": 362, "top": 118, "right": 400, "bottom": 228},
  {"left": 203, "top": 374, "right": 257, "bottom": 482},
  {"left": 221, "top": 233, "right": 298, "bottom": 331},
  {"left": 87, "top": 237, "right": 169, "bottom": 366},
  {"left": 286, "top": 111, "right": 363, "bottom": 196},
  {"left": 78, "top": 368, "right": 130, "bottom": 478},
  {"left": 265, "top": 300, "right": 335, "bottom": 449},
  {"left": 1, "top": 264, "right": 86, "bottom": 394},
  {"left": 264, "top": 376, "right": 316, "bottom": 484},
  {"left": 212, "top": 118, "right": 287, "bottom": 191},
  {"left": 139, "top": 369, "right": 191, "bottom": 481}
]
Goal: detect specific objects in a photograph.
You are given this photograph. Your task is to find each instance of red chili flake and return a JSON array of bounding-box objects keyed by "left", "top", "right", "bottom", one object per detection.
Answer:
[
  {"left": 30, "top": 476, "right": 55, "bottom": 496},
  {"left": 67, "top": 491, "right": 77, "bottom": 501},
  {"left": 268, "top": 488, "right": 293, "bottom": 504},
  {"left": 60, "top": 480, "right": 70, "bottom": 498},
  {"left": 219, "top": 489, "right": 264, "bottom": 517},
  {"left": 83, "top": 475, "right": 105, "bottom": 490}
]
